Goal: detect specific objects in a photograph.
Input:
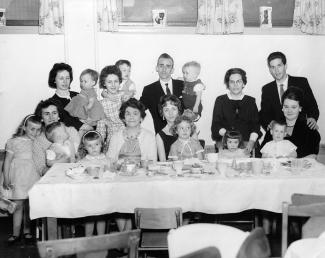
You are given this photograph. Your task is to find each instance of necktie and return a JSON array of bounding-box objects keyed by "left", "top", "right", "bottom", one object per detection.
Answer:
[
  {"left": 165, "top": 83, "right": 171, "bottom": 95},
  {"left": 279, "top": 84, "right": 284, "bottom": 102}
]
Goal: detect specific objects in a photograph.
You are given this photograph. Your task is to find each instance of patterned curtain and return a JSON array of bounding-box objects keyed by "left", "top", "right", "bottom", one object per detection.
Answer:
[
  {"left": 39, "top": 0, "right": 64, "bottom": 34},
  {"left": 97, "top": 0, "right": 119, "bottom": 32},
  {"left": 196, "top": 0, "right": 244, "bottom": 34},
  {"left": 293, "top": 0, "right": 325, "bottom": 34}
]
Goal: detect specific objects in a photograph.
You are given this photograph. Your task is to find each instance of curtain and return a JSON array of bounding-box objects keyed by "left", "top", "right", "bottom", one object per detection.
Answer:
[
  {"left": 39, "top": 0, "right": 64, "bottom": 34},
  {"left": 293, "top": 0, "right": 325, "bottom": 34},
  {"left": 196, "top": 0, "right": 244, "bottom": 34},
  {"left": 97, "top": 0, "right": 119, "bottom": 32}
]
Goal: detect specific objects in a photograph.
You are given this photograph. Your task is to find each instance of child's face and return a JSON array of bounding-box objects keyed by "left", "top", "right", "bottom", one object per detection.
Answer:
[
  {"left": 176, "top": 121, "right": 191, "bottom": 140},
  {"left": 226, "top": 138, "right": 240, "bottom": 152},
  {"left": 119, "top": 64, "right": 131, "bottom": 81},
  {"left": 228, "top": 73, "right": 244, "bottom": 96},
  {"left": 104, "top": 74, "right": 120, "bottom": 94},
  {"left": 124, "top": 107, "right": 142, "bottom": 128},
  {"left": 84, "top": 139, "right": 102, "bottom": 156},
  {"left": 52, "top": 126, "right": 69, "bottom": 143},
  {"left": 271, "top": 124, "right": 286, "bottom": 142},
  {"left": 80, "top": 73, "right": 95, "bottom": 90},
  {"left": 24, "top": 121, "right": 42, "bottom": 140},
  {"left": 183, "top": 66, "right": 199, "bottom": 82}
]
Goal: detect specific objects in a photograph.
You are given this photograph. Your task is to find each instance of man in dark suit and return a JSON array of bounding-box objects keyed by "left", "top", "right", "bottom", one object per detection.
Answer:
[
  {"left": 140, "top": 53, "right": 184, "bottom": 133},
  {"left": 260, "top": 51, "right": 319, "bottom": 131}
]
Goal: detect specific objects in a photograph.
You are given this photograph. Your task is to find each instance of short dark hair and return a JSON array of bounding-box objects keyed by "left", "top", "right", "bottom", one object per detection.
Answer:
[
  {"left": 78, "top": 130, "right": 104, "bottom": 159},
  {"left": 158, "top": 94, "right": 182, "bottom": 118},
  {"left": 80, "top": 69, "right": 99, "bottom": 84},
  {"left": 267, "top": 51, "right": 287, "bottom": 66},
  {"left": 157, "top": 53, "right": 174, "bottom": 68},
  {"left": 99, "top": 65, "right": 122, "bottom": 89},
  {"left": 45, "top": 121, "right": 63, "bottom": 142},
  {"left": 48, "top": 63, "right": 73, "bottom": 88},
  {"left": 34, "top": 98, "right": 62, "bottom": 119},
  {"left": 281, "top": 86, "right": 303, "bottom": 107},
  {"left": 224, "top": 68, "right": 247, "bottom": 88},
  {"left": 115, "top": 59, "right": 131, "bottom": 67},
  {"left": 222, "top": 130, "right": 244, "bottom": 149},
  {"left": 119, "top": 98, "right": 146, "bottom": 121},
  {"left": 270, "top": 120, "right": 287, "bottom": 130}
]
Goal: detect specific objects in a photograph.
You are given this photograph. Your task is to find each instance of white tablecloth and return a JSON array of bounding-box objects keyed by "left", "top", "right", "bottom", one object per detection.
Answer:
[{"left": 29, "top": 160, "right": 325, "bottom": 219}]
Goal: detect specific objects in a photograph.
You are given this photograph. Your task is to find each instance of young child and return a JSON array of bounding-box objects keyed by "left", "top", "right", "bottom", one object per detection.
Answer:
[
  {"left": 77, "top": 131, "right": 110, "bottom": 236},
  {"left": 261, "top": 120, "right": 297, "bottom": 158},
  {"left": 169, "top": 115, "right": 204, "bottom": 160},
  {"left": 182, "top": 61, "right": 205, "bottom": 121},
  {"left": 45, "top": 122, "right": 76, "bottom": 166},
  {"left": 65, "top": 69, "right": 105, "bottom": 134},
  {"left": 101, "top": 60, "right": 136, "bottom": 101},
  {"left": 3, "top": 114, "right": 42, "bottom": 244},
  {"left": 219, "top": 130, "right": 249, "bottom": 159}
]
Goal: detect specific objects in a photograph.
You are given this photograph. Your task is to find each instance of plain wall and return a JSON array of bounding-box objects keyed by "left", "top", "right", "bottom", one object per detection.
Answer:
[{"left": 1, "top": 1, "right": 325, "bottom": 148}]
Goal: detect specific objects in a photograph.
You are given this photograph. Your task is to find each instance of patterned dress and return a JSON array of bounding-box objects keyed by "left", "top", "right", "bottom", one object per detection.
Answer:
[
  {"left": 6, "top": 137, "right": 40, "bottom": 199},
  {"left": 97, "top": 93, "right": 125, "bottom": 147}
]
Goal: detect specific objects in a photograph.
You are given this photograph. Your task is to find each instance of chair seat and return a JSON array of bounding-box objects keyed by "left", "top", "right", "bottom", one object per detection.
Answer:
[{"left": 140, "top": 231, "right": 168, "bottom": 248}]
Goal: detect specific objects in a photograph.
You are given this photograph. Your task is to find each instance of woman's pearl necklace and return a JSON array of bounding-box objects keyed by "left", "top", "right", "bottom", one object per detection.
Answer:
[{"left": 124, "top": 128, "right": 141, "bottom": 140}]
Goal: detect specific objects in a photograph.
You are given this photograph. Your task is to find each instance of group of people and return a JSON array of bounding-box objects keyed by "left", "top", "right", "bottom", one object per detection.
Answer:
[{"left": 1, "top": 51, "right": 321, "bottom": 244}]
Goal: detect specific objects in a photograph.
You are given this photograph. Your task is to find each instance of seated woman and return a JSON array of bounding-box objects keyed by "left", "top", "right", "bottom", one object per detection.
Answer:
[
  {"left": 211, "top": 68, "right": 260, "bottom": 154},
  {"left": 156, "top": 95, "right": 182, "bottom": 161},
  {"left": 262, "top": 87, "right": 320, "bottom": 159},
  {"left": 33, "top": 99, "right": 80, "bottom": 176},
  {"left": 107, "top": 98, "right": 157, "bottom": 164}
]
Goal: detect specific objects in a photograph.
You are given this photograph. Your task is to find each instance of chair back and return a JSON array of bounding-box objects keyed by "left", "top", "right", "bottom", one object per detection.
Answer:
[
  {"left": 37, "top": 229, "right": 140, "bottom": 258},
  {"left": 281, "top": 194, "right": 325, "bottom": 257},
  {"left": 135, "top": 207, "right": 182, "bottom": 229}
]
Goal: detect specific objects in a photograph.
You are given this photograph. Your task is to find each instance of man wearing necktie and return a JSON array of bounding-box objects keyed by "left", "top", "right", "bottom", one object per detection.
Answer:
[
  {"left": 140, "top": 53, "right": 183, "bottom": 133},
  {"left": 260, "top": 51, "right": 319, "bottom": 131}
]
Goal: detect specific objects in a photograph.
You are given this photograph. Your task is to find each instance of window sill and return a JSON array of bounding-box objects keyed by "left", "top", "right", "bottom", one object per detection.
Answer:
[
  {"left": 0, "top": 26, "right": 39, "bottom": 34},
  {"left": 112, "top": 25, "right": 304, "bottom": 35}
]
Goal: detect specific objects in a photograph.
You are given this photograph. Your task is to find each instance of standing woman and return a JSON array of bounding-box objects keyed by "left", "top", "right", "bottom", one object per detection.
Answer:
[
  {"left": 211, "top": 68, "right": 260, "bottom": 153},
  {"left": 33, "top": 99, "right": 80, "bottom": 176},
  {"left": 262, "top": 87, "right": 320, "bottom": 158},
  {"left": 156, "top": 95, "right": 182, "bottom": 161},
  {"left": 48, "top": 63, "right": 92, "bottom": 133}
]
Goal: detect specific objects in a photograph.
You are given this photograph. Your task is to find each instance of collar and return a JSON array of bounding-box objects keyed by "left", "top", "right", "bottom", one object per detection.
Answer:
[
  {"left": 160, "top": 79, "right": 172, "bottom": 88},
  {"left": 276, "top": 75, "right": 288, "bottom": 88},
  {"left": 227, "top": 92, "right": 244, "bottom": 100},
  {"left": 55, "top": 89, "right": 71, "bottom": 99}
]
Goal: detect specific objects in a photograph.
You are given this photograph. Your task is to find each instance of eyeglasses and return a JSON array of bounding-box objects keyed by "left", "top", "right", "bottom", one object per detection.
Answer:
[{"left": 229, "top": 79, "right": 243, "bottom": 85}]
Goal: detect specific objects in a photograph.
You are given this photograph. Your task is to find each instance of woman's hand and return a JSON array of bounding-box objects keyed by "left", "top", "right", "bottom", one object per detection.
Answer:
[
  {"left": 245, "top": 140, "right": 255, "bottom": 154},
  {"left": 307, "top": 117, "right": 318, "bottom": 130}
]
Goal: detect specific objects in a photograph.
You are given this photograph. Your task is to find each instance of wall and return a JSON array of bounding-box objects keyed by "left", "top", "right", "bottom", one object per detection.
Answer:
[{"left": 0, "top": 1, "right": 325, "bottom": 148}]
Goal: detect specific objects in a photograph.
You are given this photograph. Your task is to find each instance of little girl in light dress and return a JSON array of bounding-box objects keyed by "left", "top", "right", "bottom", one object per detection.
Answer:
[
  {"left": 65, "top": 69, "right": 105, "bottom": 133},
  {"left": 261, "top": 121, "right": 297, "bottom": 158},
  {"left": 77, "top": 131, "right": 111, "bottom": 236},
  {"left": 3, "top": 114, "right": 42, "bottom": 244},
  {"left": 45, "top": 122, "right": 77, "bottom": 166},
  {"left": 169, "top": 115, "right": 204, "bottom": 160}
]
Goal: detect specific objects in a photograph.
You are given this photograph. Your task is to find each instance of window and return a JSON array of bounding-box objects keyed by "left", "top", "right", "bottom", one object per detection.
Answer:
[
  {"left": 0, "top": 0, "right": 39, "bottom": 26},
  {"left": 117, "top": 0, "right": 197, "bottom": 26}
]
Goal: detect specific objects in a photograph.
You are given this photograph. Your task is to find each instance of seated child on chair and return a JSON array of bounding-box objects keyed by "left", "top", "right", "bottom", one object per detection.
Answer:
[{"left": 219, "top": 130, "right": 249, "bottom": 159}]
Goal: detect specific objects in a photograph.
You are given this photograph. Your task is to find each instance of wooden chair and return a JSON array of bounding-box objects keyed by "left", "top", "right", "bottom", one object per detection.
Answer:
[
  {"left": 37, "top": 229, "right": 140, "bottom": 258},
  {"left": 281, "top": 193, "right": 325, "bottom": 257},
  {"left": 134, "top": 207, "right": 182, "bottom": 257}
]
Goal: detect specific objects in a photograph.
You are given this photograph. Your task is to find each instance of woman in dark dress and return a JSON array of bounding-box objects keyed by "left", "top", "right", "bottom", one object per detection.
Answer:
[
  {"left": 156, "top": 95, "right": 182, "bottom": 161},
  {"left": 262, "top": 87, "right": 320, "bottom": 158},
  {"left": 48, "top": 63, "right": 92, "bottom": 133},
  {"left": 211, "top": 68, "right": 260, "bottom": 153}
]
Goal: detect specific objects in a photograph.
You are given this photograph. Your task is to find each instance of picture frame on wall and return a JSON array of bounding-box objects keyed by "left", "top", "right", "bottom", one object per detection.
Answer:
[
  {"left": 0, "top": 8, "right": 6, "bottom": 26},
  {"left": 260, "top": 6, "right": 272, "bottom": 28},
  {"left": 152, "top": 9, "right": 166, "bottom": 26}
]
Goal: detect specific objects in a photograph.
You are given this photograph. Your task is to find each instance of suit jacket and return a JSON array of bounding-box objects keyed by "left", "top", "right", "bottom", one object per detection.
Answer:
[
  {"left": 140, "top": 79, "right": 183, "bottom": 133},
  {"left": 259, "top": 75, "right": 319, "bottom": 130}
]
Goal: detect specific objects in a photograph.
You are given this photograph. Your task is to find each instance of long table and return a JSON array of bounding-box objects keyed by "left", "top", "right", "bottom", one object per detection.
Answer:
[{"left": 29, "top": 160, "right": 325, "bottom": 239}]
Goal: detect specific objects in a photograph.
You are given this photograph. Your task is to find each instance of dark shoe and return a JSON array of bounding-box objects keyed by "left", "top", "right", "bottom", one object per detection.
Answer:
[
  {"left": 7, "top": 235, "right": 21, "bottom": 246},
  {"left": 23, "top": 233, "right": 35, "bottom": 245}
]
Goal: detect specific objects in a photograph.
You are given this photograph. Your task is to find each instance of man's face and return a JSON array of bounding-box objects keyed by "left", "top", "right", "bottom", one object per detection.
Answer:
[
  {"left": 156, "top": 57, "right": 174, "bottom": 81},
  {"left": 268, "top": 58, "right": 287, "bottom": 82}
]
